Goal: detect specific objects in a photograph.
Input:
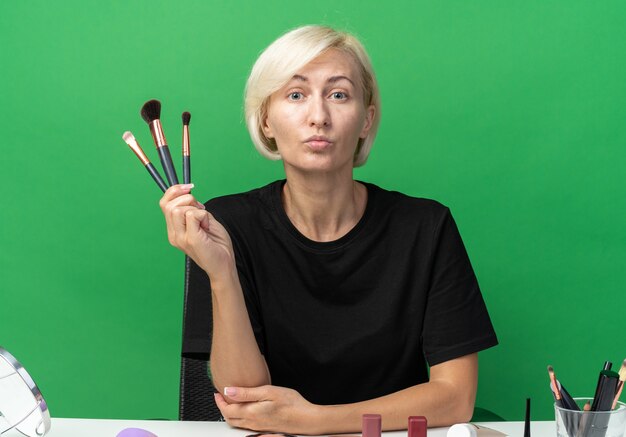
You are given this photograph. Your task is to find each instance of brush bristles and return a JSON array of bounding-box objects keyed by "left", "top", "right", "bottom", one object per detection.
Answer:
[
  {"left": 620, "top": 359, "right": 626, "bottom": 381},
  {"left": 122, "top": 131, "right": 136, "bottom": 144},
  {"left": 141, "top": 99, "right": 161, "bottom": 123},
  {"left": 547, "top": 365, "right": 562, "bottom": 399},
  {"left": 182, "top": 111, "right": 191, "bottom": 125}
]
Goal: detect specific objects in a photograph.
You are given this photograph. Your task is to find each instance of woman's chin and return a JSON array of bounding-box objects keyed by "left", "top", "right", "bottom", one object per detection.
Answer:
[{"left": 285, "top": 157, "right": 352, "bottom": 175}]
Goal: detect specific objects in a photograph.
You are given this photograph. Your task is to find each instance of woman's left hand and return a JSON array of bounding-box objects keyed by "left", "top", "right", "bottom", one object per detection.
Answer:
[{"left": 214, "top": 385, "right": 322, "bottom": 434}]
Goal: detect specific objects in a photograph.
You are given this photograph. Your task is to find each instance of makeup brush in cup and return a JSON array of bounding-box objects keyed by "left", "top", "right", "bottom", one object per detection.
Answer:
[
  {"left": 612, "top": 359, "right": 626, "bottom": 409},
  {"left": 548, "top": 365, "right": 563, "bottom": 407},
  {"left": 182, "top": 111, "right": 191, "bottom": 185},
  {"left": 141, "top": 99, "right": 179, "bottom": 186},
  {"left": 122, "top": 131, "right": 168, "bottom": 192}
]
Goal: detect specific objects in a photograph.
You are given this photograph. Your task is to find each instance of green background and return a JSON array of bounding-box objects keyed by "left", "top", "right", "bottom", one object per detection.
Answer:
[{"left": 1, "top": 0, "right": 625, "bottom": 422}]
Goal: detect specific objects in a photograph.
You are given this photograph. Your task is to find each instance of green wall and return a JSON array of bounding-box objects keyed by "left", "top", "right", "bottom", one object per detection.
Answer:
[{"left": 1, "top": 0, "right": 625, "bottom": 422}]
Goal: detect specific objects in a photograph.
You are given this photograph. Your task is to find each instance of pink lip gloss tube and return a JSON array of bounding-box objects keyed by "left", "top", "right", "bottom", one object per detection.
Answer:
[
  {"left": 408, "top": 416, "right": 427, "bottom": 437},
  {"left": 362, "top": 414, "right": 381, "bottom": 437}
]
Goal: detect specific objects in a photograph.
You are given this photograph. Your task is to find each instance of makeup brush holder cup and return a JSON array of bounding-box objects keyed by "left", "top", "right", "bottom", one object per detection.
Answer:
[{"left": 555, "top": 398, "right": 626, "bottom": 437}]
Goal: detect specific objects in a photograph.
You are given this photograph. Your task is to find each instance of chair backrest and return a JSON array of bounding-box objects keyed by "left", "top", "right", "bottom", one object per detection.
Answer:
[{"left": 179, "top": 256, "right": 222, "bottom": 421}]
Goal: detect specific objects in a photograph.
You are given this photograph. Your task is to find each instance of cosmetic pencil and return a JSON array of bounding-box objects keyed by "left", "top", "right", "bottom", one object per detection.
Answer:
[
  {"left": 122, "top": 131, "right": 168, "bottom": 192},
  {"left": 585, "top": 369, "right": 619, "bottom": 437},
  {"left": 182, "top": 111, "right": 191, "bottom": 185},
  {"left": 591, "top": 370, "right": 619, "bottom": 411},
  {"left": 577, "top": 403, "right": 591, "bottom": 437},
  {"left": 524, "top": 398, "right": 531, "bottom": 437},
  {"left": 141, "top": 99, "right": 179, "bottom": 186},
  {"left": 611, "top": 359, "right": 626, "bottom": 409}
]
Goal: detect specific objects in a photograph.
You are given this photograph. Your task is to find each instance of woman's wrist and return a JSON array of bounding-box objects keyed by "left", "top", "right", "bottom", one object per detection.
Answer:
[
  {"left": 303, "top": 403, "right": 330, "bottom": 435},
  {"left": 306, "top": 404, "right": 355, "bottom": 435},
  {"left": 207, "top": 263, "right": 238, "bottom": 290}
]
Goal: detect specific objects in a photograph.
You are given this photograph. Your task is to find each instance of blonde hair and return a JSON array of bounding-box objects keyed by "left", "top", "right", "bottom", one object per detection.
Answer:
[{"left": 244, "top": 25, "right": 381, "bottom": 167}]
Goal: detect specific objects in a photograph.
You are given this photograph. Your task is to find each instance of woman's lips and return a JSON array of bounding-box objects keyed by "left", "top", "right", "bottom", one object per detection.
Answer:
[{"left": 305, "top": 136, "right": 332, "bottom": 151}]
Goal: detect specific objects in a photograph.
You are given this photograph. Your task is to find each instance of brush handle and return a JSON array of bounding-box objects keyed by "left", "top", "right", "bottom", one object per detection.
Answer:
[
  {"left": 158, "top": 145, "right": 179, "bottom": 186},
  {"left": 560, "top": 383, "right": 581, "bottom": 411},
  {"left": 145, "top": 163, "right": 168, "bottom": 192},
  {"left": 183, "top": 155, "right": 191, "bottom": 185},
  {"left": 524, "top": 398, "right": 531, "bottom": 437}
]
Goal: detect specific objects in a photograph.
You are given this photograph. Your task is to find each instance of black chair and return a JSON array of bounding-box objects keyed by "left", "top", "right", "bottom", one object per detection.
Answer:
[{"left": 179, "top": 256, "right": 222, "bottom": 421}]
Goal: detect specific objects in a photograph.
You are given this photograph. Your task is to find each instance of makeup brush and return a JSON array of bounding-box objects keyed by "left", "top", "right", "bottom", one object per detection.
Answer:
[
  {"left": 548, "top": 365, "right": 563, "bottom": 406},
  {"left": 558, "top": 381, "right": 580, "bottom": 411},
  {"left": 122, "top": 131, "right": 168, "bottom": 192},
  {"left": 141, "top": 99, "right": 179, "bottom": 186},
  {"left": 182, "top": 111, "right": 191, "bottom": 185},
  {"left": 611, "top": 359, "right": 626, "bottom": 409}
]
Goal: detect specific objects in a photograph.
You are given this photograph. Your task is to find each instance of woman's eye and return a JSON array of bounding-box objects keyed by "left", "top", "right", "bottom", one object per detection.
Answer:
[
  {"left": 288, "top": 92, "right": 303, "bottom": 101},
  {"left": 330, "top": 91, "right": 347, "bottom": 100}
]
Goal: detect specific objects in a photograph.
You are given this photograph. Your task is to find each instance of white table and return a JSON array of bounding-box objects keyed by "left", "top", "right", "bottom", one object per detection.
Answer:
[{"left": 39, "top": 418, "right": 556, "bottom": 437}]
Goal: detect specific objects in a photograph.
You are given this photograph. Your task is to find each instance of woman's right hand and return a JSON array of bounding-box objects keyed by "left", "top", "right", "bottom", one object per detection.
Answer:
[{"left": 159, "top": 184, "right": 236, "bottom": 283}]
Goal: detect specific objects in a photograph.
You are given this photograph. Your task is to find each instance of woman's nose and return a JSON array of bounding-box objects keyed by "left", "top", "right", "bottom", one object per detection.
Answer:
[{"left": 307, "top": 96, "right": 331, "bottom": 128}]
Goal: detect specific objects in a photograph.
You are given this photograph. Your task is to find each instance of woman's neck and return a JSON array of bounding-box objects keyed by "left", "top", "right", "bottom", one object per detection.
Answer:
[{"left": 281, "top": 170, "right": 367, "bottom": 242}]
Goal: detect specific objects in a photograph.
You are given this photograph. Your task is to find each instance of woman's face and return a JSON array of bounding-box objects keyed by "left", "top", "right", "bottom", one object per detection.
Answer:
[{"left": 262, "top": 49, "right": 375, "bottom": 175}]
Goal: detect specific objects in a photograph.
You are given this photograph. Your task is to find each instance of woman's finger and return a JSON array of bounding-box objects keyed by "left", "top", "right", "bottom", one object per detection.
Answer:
[
  {"left": 163, "top": 193, "right": 198, "bottom": 215},
  {"left": 215, "top": 393, "right": 243, "bottom": 420},
  {"left": 159, "top": 183, "right": 195, "bottom": 212},
  {"left": 169, "top": 205, "right": 197, "bottom": 246},
  {"left": 184, "top": 209, "right": 212, "bottom": 244},
  {"left": 160, "top": 188, "right": 203, "bottom": 246}
]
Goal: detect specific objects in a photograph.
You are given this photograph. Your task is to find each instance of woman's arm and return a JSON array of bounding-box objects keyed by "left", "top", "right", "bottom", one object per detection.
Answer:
[
  {"left": 215, "top": 353, "right": 478, "bottom": 434},
  {"left": 210, "top": 271, "right": 271, "bottom": 392},
  {"left": 160, "top": 184, "right": 270, "bottom": 391},
  {"left": 318, "top": 353, "right": 477, "bottom": 432}
]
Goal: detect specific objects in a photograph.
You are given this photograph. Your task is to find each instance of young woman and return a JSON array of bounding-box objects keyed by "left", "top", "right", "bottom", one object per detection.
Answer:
[{"left": 160, "top": 25, "right": 497, "bottom": 434}]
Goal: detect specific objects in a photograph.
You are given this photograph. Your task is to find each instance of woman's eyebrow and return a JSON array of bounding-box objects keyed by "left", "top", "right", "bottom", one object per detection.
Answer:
[
  {"left": 327, "top": 75, "right": 355, "bottom": 86},
  {"left": 289, "top": 74, "right": 355, "bottom": 86}
]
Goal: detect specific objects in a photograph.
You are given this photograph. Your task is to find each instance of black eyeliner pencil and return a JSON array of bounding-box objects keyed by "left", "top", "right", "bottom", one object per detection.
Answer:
[
  {"left": 182, "top": 111, "right": 191, "bottom": 185},
  {"left": 524, "top": 398, "right": 531, "bottom": 437},
  {"left": 584, "top": 370, "right": 620, "bottom": 437},
  {"left": 122, "top": 131, "right": 168, "bottom": 192},
  {"left": 141, "top": 99, "right": 179, "bottom": 186}
]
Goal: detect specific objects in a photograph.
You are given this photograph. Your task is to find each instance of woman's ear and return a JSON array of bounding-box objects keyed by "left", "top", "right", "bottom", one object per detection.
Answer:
[
  {"left": 359, "top": 105, "right": 376, "bottom": 139},
  {"left": 262, "top": 116, "right": 274, "bottom": 139}
]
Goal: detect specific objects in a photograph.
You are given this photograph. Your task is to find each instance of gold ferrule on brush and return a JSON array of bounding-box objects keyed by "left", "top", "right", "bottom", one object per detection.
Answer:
[
  {"left": 124, "top": 133, "right": 150, "bottom": 166},
  {"left": 150, "top": 119, "right": 168, "bottom": 148},
  {"left": 183, "top": 125, "right": 190, "bottom": 156}
]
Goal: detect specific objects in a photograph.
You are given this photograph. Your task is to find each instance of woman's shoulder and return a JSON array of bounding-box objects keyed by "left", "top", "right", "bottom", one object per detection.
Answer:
[
  {"left": 364, "top": 181, "right": 450, "bottom": 217},
  {"left": 202, "top": 180, "right": 281, "bottom": 223}
]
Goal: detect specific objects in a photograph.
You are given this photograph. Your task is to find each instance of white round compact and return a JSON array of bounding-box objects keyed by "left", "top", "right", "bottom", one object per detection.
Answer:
[{"left": 447, "top": 423, "right": 478, "bottom": 437}]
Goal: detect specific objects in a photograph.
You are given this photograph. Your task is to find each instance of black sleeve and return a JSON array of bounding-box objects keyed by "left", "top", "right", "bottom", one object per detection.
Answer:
[
  {"left": 181, "top": 256, "right": 212, "bottom": 355},
  {"left": 422, "top": 208, "right": 498, "bottom": 366}
]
